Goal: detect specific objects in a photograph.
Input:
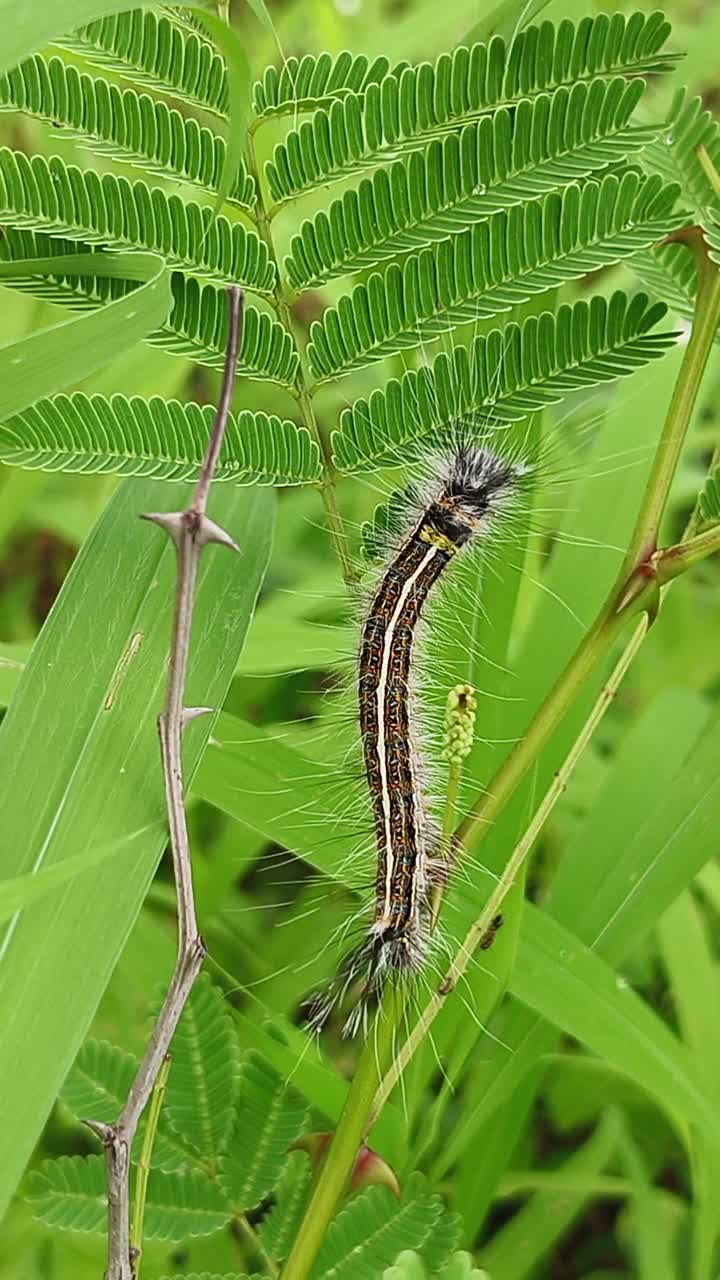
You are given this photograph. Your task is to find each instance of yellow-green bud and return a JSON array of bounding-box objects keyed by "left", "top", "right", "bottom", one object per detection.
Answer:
[{"left": 443, "top": 683, "right": 477, "bottom": 765}]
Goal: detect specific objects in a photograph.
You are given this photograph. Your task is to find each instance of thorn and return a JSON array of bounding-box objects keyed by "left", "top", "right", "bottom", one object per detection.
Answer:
[
  {"left": 83, "top": 1118, "right": 114, "bottom": 1144},
  {"left": 197, "top": 516, "right": 240, "bottom": 553},
  {"left": 181, "top": 707, "right": 214, "bottom": 729},
  {"left": 140, "top": 511, "right": 184, "bottom": 546}
]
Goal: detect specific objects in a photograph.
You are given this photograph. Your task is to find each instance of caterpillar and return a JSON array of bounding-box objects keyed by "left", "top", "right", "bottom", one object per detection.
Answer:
[{"left": 308, "top": 442, "right": 526, "bottom": 1036}]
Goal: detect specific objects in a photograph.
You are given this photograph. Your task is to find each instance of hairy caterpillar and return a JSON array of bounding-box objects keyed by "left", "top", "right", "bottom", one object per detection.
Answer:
[{"left": 309, "top": 443, "right": 525, "bottom": 1035}]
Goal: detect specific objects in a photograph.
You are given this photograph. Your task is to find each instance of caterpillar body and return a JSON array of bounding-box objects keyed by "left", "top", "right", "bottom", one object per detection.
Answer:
[{"left": 310, "top": 443, "right": 524, "bottom": 1036}]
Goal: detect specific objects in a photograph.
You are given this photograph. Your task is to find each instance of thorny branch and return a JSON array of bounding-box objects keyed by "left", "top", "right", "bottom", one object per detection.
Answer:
[{"left": 86, "top": 287, "right": 244, "bottom": 1280}]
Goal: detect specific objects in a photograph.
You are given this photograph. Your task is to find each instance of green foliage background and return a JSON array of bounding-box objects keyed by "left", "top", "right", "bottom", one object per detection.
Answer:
[{"left": 1, "top": 0, "right": 720, "bottom": 1278}]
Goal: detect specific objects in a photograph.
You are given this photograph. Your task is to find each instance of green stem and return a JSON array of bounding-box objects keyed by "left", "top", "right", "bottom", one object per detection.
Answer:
[
  {"left": 236, "top": 1212, "right": 279, "bottom": 1277},
  {"left": 279, "top": 990, "right": 400, "bottom": 1280},
  {"left": 430, "top": 757, "right": 462, "bottom": 929},
  {"left": 622, "top": 247, "right": 720, "bottom": 570},
  {"left": 130, "top": 1054, "right": 171, "bottom": 1277},
  {"left": 243, "top": 136, "right": 359, "bottom": 592}
]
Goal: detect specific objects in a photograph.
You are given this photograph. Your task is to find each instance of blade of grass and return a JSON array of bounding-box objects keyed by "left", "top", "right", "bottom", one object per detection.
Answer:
[
  {"left": 479, "top": 1111, "right": 621, "bottom": 1280},
  {"left": 657, "top": 892, "right": 720, "bottom": 1280}
]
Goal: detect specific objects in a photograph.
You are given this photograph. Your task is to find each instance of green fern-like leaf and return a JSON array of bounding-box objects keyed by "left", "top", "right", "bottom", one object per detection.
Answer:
[
  {"left": 61, "top": 1039, "right": 137, "bottom": 1124},
  {"left": 253, "top": 50, "right": 391, "bottom": 118},
  {"left": 0, "top": 231, "right": 298, "bottom": 385},
  {"left": 163, "top": 976, "right": 239, "bottom": 1165},
  {"left": 0, "top": 56, "right": 254, "bottom": 207},
  {"left": 55, "top": 10, "right": 228, "bottom": 116},
  {"left": 0, "top": 150, "right": 274, "bottom": 293},
  {"left": 310, "top": 1173, "right": 461, "bottom": 1279},
  {"left": 699, "top": 465, "right": 720, "bottom": 527},
  {"left": 309, "top": 173, "right": 685, "bottom": 380},
  {"left": 361, "top": 483, "right": 420, "bottom": 561},
  {"left": 286, "top": 78, "right": 658, "bottom": 288},
  {"left": 643, "top": 88, "right": 720, "bottom": 222},
  {"left": 143, "top": 1169, "right": 232, "bottom": 1241},
  {"left": 59, "top": 1037, "right": 197, "bottom": 1172},
  {"left": 219, "top": 1053, "right": 307, "bottom": 1212},
  {"left": 266, "top": 11, "right": 677, "bottom": 203},
  {"left": 385, "top": 1252, "right": 489, "bottom": 1280},
  {"left": 0, "top": 394, "right": 322, "bottom": 486},
  {"left": 162, "top": 276, "right": 300, "bottom": 384},
  {"left": 631, "top": 242, "right": 698, "bottom": 322},
  {"left": 332, "top": 292, "right": 676, "bottom": 471},
  {"left": 700, "top": 221, "right": 720, "bottom": 275},
  {"left": 28, "top": 1155, "right": 233, "bottom": 1240},
  {"left": 257, "top": 1151, "right": 312, "bottom": 1263},
  {"left": 27, "top": 1156, "right": 108, "bottom": 1234}
]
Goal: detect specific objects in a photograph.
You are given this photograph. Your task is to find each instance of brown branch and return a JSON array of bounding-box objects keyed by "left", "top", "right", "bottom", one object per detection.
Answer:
[{"left": 87, "top": 287, "right": 244, "bottom": 1280}]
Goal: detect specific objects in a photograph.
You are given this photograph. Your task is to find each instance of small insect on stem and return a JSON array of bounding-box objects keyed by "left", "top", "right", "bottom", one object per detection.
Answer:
[{"left": 479, "top": 912, "right": 504, "bottom": 950}]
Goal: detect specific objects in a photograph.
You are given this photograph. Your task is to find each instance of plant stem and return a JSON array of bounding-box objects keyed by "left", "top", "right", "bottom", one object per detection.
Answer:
[
  {"left": 622, "top": 253, "right": 720, "bottom": 569},
  {"left": 430, "top": 758, "right": 462, "bottom": 930},
  {"left": 243, "top": 135, "right": 359, "bottom": 591},
  {"left": 89, "top": 288, "right": 244, "bottom": 1280},
  {"left": 130, "top": 1054, "right": 171, "bottom": 1278},
  {"left": 279, "top": 990, "right": 400, "bottom": 1280}
]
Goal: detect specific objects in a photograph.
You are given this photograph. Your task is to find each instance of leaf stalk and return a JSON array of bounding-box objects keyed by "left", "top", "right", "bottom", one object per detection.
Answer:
[
  {"left": 243, "top": 135, "right": 359, "bottom": 591},
  {"left": 129, "top": 1054, "right": 171, "bottom": 1277},
  {"left": 92, "top": 287, "right": 244, "bottom": 1280}
]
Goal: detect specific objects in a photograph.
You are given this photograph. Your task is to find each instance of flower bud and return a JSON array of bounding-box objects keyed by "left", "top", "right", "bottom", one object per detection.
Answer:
[{"left": 443, "top": 683, "right": 477, "bottom": 765}]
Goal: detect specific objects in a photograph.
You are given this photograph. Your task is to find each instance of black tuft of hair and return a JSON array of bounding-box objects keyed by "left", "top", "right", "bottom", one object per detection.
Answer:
[{"left": 444, "top": 445, "right": 520, "bottom": 519}]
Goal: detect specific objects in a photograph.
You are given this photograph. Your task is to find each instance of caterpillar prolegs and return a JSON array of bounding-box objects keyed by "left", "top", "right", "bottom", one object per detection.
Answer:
[{"left": 309, "top": 445, "right": 524, "bottom": 1036}]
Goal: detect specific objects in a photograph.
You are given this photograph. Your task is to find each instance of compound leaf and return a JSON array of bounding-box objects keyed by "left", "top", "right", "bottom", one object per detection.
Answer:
[
  {"left": 257, "top": 1151, "right": 312, "bottom": 1263},
  {"left": 219, "top": 1053, "right": 307, "bottom": 1213},
  {"left": 286, "top": 78, "right": 657, "bottom": 287},
  {"left": 0, "top": 393, "right": 322, "bottom": 487},
  {"left": 0, "top": 149, "right": 274, "bottom": 293},
  {"left": 267, "top": 12, "right": 677, "bottom": 203},
  {"left": 163, "top": 975, "right": 240, "bottom": 1165},
  {"left": 55, "top": 9, "right": 228, "bottom": 116},
  {"left": 332, "top": 291, "right": 676, "bottom": 471},
  {"left": 308, "top": 173, "right": 685, "bottom": 380},
  {"left": 0, "top": 55, "right": 254, "bottom": 206},
  {"left": 310, "top": 1173, "right": 461, "bottom": 1279}
]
